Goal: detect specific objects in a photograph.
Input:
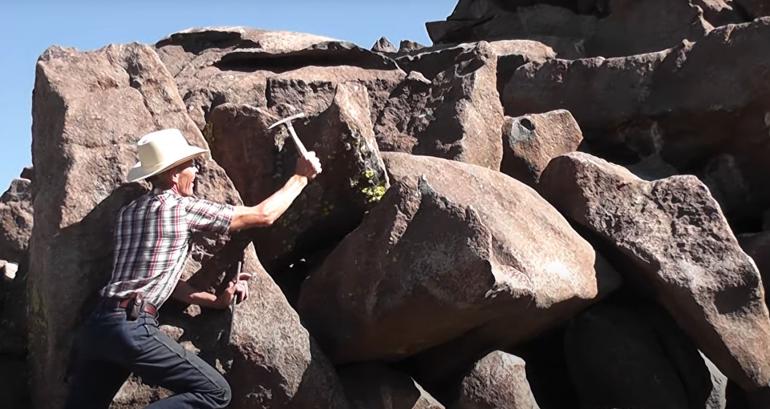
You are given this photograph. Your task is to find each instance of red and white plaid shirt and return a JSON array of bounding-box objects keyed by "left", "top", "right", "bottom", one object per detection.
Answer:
[{"left": 99, "top": 189, "right": 234, "bottom": 307}]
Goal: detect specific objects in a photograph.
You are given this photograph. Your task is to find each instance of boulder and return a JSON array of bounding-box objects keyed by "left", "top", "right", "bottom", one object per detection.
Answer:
[
  {"left": 565, "top": 302, "right": 726, "bottom": 409},
  {"left": 0, "top": 177, "right": 33, "bottom": 262},
  {"left": 501, "top": 110, "right": 583, "bottom": 187},
  {"left": 538, "top": 152, "right": 770, "bottom": 391},
  {"left": 207, "top": 82, "right": 389, "bottom": 274},
  {"left": 449, "top": 351, "right": 539, "bottom": 409},
  {"left": 298, "top": 152, "right": 617, "bottom": 364},
  {"left": 30, "top": 43, "right": 348, "bottom": 409},
  {"left": 375, "top": 42, "right": 505, "bottom": 170},
  {"left": 340, "top": 363, "right": 444, "bottom": 409}
]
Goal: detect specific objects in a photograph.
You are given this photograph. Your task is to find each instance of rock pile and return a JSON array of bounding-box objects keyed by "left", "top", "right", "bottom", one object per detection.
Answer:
[{"left": 6, "top": 1, "right": 770, "bottom": 408}]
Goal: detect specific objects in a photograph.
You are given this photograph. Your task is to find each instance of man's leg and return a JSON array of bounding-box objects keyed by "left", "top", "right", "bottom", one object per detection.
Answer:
[
  {"left": 64, "top": 358, "right": 131, "bottom": 409},
  {"left": 129, "top": 316, "right": 231, "bottom": 409}
]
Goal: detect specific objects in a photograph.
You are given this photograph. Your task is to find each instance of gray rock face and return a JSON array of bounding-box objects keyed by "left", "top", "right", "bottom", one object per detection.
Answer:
[
  {"left": 298, "top": 152, "right": 613, "bottom": 364},
  {"left": 207, "top": 82, "right": 389, "bottom": 273},
  {"left": 372, "top": 37, "right": 397, "bottom": 53},
  {"left": 30, "top": 43, "right": 347, "bottom": 409},
  {"left": 450, "top": 351, "right": 539, "bottom": 409},
  {"left": 375, "top": 42, "right": 505, "bottom": 170},
  {"left": 501, "top": 110, "right": 583, "bottom": 186},
  {"left": 538, "top": 152, "right": 770, "bottom": 391},
  {"left": 340, "top": 363, "right": 444, "bottom": 409},
  {"left": 565, "top": 303, "right": 726, "bottom": 409}
]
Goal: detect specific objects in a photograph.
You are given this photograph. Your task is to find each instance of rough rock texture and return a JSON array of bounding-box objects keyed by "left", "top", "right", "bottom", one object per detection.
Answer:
[
  {"left": 155, "top": 27, "right": 404, "bottom": 130},
  {"left": 501, "top": 110, "right": 583, "bottom": 186},
  {"left": 505, "top": 19, "right": 770, "bottom": 227},
  {"left": 739, "top": 232, "right": 770, "bottom": 306},
  {"left": 0, "top": 176, "right": 33, "bottom": 263},
  {"left": 298, "top": 152, "right": 617, "bottom": 364},
  {"left": 372, "top": 37, "right": 398, "bottom": 53},
  {"left": 538, "top": 152, "right": 770, "bottom": 391},
  {"left": 30, "top": 43, "right": 347, "bottom": 409},
  {"left": 207, "top": 82, "right": 389, "bottom": 274},
  {"left": 565, "top": 302, "right": 726, "bottom": 409},
  {"left": 340, "top": 363, "right": 444, "bottom": 409},
  {"left": 375, "top": 42, "right": 505, "bottom": 170},
  {"left": 449, "top": 351, "right": 539, "bottom": 409}
]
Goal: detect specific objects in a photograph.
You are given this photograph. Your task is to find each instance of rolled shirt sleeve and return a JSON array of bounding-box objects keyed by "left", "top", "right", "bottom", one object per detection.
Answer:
[{"left": 183, "top": 197, "right": 235, "bottom": 234}]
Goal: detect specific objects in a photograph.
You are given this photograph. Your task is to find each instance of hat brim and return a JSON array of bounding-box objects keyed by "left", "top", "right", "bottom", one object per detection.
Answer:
[{"left": 126, "top": 146, "right": 208, "bottom": 183}]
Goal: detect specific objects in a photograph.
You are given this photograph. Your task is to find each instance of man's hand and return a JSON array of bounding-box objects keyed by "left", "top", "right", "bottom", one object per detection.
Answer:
[
  {"left": 295, "top": 151, "right": 322, "bottom": 180},
  {"left": 215, "top": 272, "right": 252, "bottom": 309}
]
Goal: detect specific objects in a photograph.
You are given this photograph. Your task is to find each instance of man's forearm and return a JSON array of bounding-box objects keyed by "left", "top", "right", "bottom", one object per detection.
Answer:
[
  {"left": 171, "top": 280, "right": 224, "bottom": 309},
  {"left": 230, "top": 174, "right": 309, "bottom": 231}
]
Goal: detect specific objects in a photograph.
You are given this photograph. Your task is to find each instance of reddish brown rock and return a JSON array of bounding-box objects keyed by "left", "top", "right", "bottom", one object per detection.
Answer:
[
  {"left": 297, "top": 152, "right": 616, "bottom": 364},
  {"left": 0, "top": 176, "right": 33, "bottom": 263},
  {"left": 738, "top": 232, "right": 770, "bottom": 306},
  {"left": 340, "top": 363, "right": 444, "bottom": 409},
  {"left": 31, "top": 43, "right": 348, "bottom": 409},
  {"left": 376, "top": 42, "right": 505, "bottom": 170},
  {"left": 450, "top": 351, "right": 539, "bottom": 409},
  {"left": 501, "top": 110, "right": 583, "bottom": 186},
  {"left": 207, "top": 82, "right": 389, "bottom": 274},
  {"left": 735, "top": 0, "right": 770, "bottom": 18},
  {"left": 538, "top": 152, "right": 770, "bottom": 391}
]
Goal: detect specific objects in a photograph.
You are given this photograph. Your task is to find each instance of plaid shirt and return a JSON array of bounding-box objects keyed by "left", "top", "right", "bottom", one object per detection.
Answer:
[{"left": 99, "top": 189, "right": 234, "bottom": 307}]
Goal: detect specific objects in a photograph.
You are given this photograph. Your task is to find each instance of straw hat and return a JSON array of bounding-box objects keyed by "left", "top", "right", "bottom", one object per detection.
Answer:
[{"left": 126, "top": 129, "right": 208, "bottom": 182}]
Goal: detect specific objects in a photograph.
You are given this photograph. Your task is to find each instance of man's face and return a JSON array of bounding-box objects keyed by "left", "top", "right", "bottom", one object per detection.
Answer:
[{"left": 173, "top": 159, "right": 199, "bottom": 197}]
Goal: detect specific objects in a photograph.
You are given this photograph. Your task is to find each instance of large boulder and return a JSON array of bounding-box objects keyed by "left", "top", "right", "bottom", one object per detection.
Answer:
[
  {"left": 375, "top": 42, "right": 505, "bottom": 170},
  {"left": 449, "top": 351, "right": 540, "bottom": 409},
  {"left": 538, "top": 152, "right": 770, "bottom": 391},
  {"left": 207, "top": 82, "right": 389, "bottom": 275},
  {"left": 565, "top": 302, "right": 727, "bottom": 409},
  {"left": 501, "top": 110, "right": 583, "bottom": 187},
  {"left": 298, "top": 152, "right": 618, "bottom": 365},
  {"left": 30, "top": 43, "right": 348, "bottom": 409}
]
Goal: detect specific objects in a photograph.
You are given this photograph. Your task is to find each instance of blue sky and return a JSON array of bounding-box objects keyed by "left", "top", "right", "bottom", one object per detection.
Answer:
[{"left": 0, "top": 0, "right": 455, "bottom": 191}]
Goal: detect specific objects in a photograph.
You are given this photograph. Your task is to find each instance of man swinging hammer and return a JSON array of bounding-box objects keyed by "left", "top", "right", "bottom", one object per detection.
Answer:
[{"left": 65, "top": 127, "right": 321, "bottom": 409}]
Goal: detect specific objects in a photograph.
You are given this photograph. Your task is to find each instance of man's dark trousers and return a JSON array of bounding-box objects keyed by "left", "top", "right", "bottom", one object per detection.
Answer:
[{"left": 64, "top": 304, "right": 231, "bottom": 409}]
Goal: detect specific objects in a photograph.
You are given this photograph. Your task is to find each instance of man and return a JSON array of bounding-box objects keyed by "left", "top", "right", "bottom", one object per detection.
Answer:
[{"left": 65, "top": 128, "right": 322, "bottom": 408}]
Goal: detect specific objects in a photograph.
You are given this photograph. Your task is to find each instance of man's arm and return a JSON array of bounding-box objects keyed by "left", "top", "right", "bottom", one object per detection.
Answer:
[
  {"left": 229, "top": 152, "right": 322, "bottom": 231},
  {"left": 171, "top": 274, "right": 251, "bottom": 309}
]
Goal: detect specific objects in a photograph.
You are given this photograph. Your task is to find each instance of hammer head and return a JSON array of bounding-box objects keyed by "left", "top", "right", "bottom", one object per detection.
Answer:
[{"left": 268, "top": 112, "right": 306, "bottom": 129}]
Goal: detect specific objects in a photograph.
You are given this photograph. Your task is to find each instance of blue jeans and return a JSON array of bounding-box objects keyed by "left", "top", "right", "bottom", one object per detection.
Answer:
[{"left": 64, "top": 305, "right": 231, "bottom": 409}]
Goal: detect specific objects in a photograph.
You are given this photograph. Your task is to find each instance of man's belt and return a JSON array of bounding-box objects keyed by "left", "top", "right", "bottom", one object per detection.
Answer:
[{"left": 101, "top": 296, "right": 158, "bottom": 317}]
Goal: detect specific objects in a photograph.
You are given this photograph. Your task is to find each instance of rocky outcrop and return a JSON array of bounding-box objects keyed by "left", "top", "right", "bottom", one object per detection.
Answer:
[
  {"left": 155, "top": 27, "right": 405, "bottom": 130},
  {"left": 298, "top": 152, "right": 617, "bottom": 364},
  {"left": 30, "top": 42, "right": 347, "bottom": 409},
  {"left": 538, "top": 152, "right": 770, "bottom": 391},
  {"left": 504, "top": 19, "right": 770, "bottom": 228}
]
